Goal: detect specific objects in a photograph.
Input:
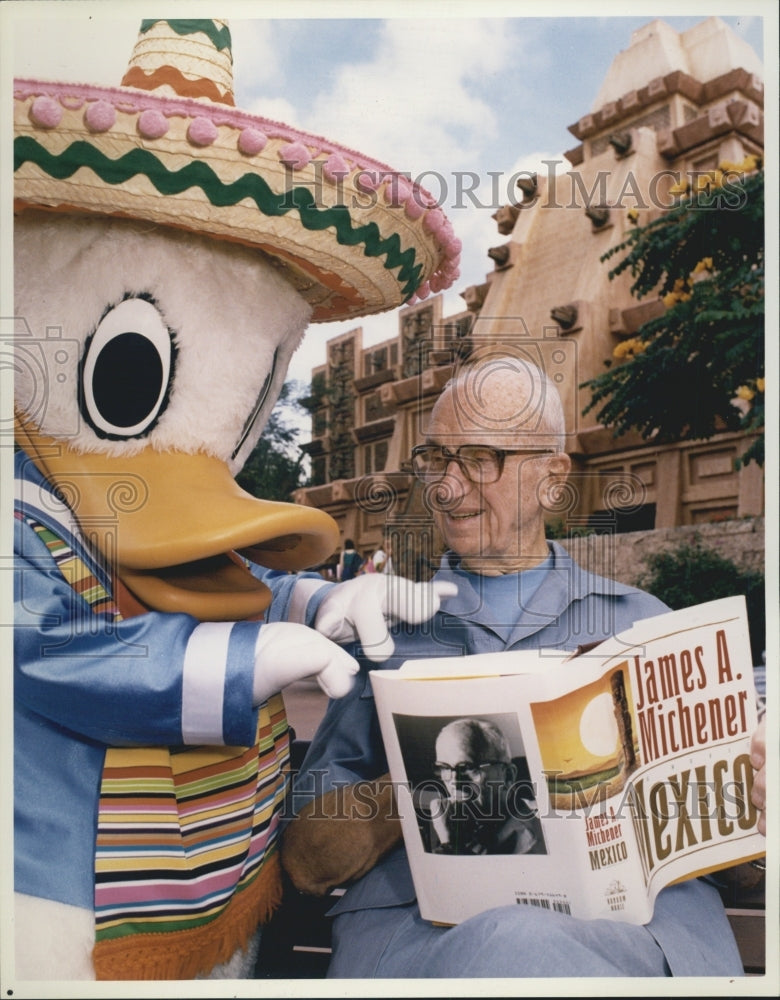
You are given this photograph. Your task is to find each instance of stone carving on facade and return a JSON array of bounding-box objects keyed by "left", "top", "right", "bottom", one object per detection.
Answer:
[
  {"left": 585, "top": 204, "right": 611, "bottom": 229},
  {"left": 307, "top": 371, "right": 329, "bottom": 440},
  {"left": 609, "top": 130, "right": 633, "bottom": 156},
  {"left": 328, "top": 432, "right": 354, "bottom": 481},
  {"left": 550, "top": 304, "right": 579, "bottom": 330},
  {"left": 327, "top": 338, "right": 356, "bottom": 481},
  {"left": 441, "top": 313, "right": 474, "bottom": 362},
  {"left": 492, "top": 203, "right": 520, "bottom": 235},
  {"left": 488, "top": 244, "right": 512, "bottom": 269},
  {"left": 461, "top": 283, "right": 489, "bottom": 312},
  {"left": 401, "top": 305, "right": 433, "bottom": 378},
  {"left": 516, "top": 172, "right": 538, "bottom": 202},
  {"left": 370, "top": 346, "right": 388, "bottom": 373}
]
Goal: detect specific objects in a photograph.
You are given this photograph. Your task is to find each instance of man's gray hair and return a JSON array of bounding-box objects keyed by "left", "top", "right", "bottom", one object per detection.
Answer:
[{"left": 436, "top": 717, "right": 513, "bottom": 764}]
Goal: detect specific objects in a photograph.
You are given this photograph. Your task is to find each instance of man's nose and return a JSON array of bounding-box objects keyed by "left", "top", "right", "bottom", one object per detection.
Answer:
[
  {"left": 442, "top": 459, "right": 473, "bottom": 494},
  {"left": 426, "top": 461, "right": 472, "bottom": 511}
]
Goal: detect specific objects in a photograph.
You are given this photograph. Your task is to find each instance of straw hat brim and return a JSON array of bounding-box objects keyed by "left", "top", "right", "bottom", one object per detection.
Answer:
[{"left": 14, "top": 79, "right": 462, "bottom": 322}]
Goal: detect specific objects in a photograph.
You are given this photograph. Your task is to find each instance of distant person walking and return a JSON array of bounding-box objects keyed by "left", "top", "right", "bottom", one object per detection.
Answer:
[
  {"left": 337, "top": 540, "right": 364, "bottom": 581},
  {"left": 372, "top": 536, "right": 394, "bottom": 575}
]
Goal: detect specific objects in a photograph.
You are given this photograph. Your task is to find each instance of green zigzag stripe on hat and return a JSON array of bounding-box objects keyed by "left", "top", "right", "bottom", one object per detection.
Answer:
[
  {"left": 15, "top": 136, "right": 424, "bottom": 300},
  {"left": 139, "top": 19, "right": 233, "bottom": 52}
]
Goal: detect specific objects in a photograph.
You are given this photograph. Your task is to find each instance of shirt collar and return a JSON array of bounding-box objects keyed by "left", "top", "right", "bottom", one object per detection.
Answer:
[{"left": 435, "top": 541, "right": 637, "bottom": 640}]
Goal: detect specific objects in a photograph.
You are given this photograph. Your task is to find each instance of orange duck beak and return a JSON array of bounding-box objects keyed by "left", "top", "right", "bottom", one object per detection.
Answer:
[{"left": 16, "top": 412, "right": 338, "bottom": 621}]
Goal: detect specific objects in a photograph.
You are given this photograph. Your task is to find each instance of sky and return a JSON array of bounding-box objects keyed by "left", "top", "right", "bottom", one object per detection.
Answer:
[{"left": 4, "top": 0, "right": 773, "bottom": 393}]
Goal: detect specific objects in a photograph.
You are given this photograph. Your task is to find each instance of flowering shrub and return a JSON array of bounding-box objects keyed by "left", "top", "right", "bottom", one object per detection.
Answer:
[{"left": 584, "top": 162, "right": 764, "bottom": 467}]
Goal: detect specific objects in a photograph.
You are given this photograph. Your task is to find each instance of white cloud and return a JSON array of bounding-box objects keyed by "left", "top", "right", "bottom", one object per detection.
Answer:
[
  {"left": 242, "top": 94, "right": 304, "bottom": 129},
  {"left": 307, "top": 18, "right": 520, "bottom": 177},
  {"left": 230, "top": 19, "right": 282, "bottom": 88}
]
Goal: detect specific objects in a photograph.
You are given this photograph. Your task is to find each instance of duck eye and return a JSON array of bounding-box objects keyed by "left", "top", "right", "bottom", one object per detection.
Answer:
[{"left": 80, "top": 297, "right": 175, "bottom": 439}]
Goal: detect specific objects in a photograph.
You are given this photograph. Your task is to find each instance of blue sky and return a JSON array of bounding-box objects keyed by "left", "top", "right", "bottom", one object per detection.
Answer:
[{"left": 6, "top": 2, "right": 772, "bottom": 386}]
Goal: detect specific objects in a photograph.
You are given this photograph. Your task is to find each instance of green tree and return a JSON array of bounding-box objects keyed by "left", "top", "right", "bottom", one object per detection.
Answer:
[
  {"left": 236, "top": 380, "right": 310, "bottom": 501},
  {"left": 583, "top": 164, "right": 764, "bottom": 466}
]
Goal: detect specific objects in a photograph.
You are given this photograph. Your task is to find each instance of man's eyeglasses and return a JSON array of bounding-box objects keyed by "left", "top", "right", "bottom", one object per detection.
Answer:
[
  {"left": 433, "top": 761, "right": 507, "bottom": 782},
  {"left": 411, "top": 444, "right": 556, "bottom": 485}
]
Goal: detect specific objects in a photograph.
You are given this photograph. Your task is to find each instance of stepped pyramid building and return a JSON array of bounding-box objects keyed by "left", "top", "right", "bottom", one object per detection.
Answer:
[{"left": 293, "top": 17, "right": 765, "bottom": 579}]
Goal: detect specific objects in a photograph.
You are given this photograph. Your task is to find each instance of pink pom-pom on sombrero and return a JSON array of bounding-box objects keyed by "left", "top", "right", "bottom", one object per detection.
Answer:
[{"left": 14, "top": 18, "right": 460, "bottom": 322}]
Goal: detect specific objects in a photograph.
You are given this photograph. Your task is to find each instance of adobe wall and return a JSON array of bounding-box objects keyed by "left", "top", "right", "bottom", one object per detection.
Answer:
[{"left": 560, "top": 516, "right": 765, "bottom": 589}]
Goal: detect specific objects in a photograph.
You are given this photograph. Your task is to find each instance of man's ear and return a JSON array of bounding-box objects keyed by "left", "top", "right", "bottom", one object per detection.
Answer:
[
  {"left": 539, "top": 452, "right": 572, "bottom": 513},
  {"left": 547, "top": 451, "right": 571, "bottom": 479}
]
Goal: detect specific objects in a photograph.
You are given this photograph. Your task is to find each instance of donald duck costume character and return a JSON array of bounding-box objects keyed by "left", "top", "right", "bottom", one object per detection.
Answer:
[{"left": 12, "top": 19, "right": 460, "bottom": 980}]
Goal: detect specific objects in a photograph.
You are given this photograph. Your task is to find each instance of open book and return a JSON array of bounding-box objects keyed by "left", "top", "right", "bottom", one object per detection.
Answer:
[{"left": 370, "top": 596, "right": 765, "bottom": 926}]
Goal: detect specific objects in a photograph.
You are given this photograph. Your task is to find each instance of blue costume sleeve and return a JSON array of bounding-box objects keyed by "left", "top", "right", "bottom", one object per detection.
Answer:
[
  {"left": 14, "top": 516, "right": 258, "bottom": 748},
  {"left": 252, "top": 564, "right": 333, "bottom": 625}
]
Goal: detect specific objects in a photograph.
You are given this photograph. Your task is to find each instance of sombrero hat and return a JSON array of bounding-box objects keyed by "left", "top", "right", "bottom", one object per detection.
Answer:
[{"left": 14, "top": 17, "right": 461, "bottom": 322}]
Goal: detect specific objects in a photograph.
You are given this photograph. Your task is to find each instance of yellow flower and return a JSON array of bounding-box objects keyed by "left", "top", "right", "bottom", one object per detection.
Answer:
[
  {"left": 627, "top": 208, "right": 639, "bottom": 222},
  {"left": 756, "top": 378, "right": 765, "bottom": 393},
  {"left": 668, "top": 179, "right": 689, "bottom": 196},
  {"left": 736, "top": 385, "right": 755, "bottom": 401},
  {"left": 720, "top": 154, "right": 762, "bottom": 179},
  {"left": 693, "top": 257, "right": 713, "bottom": 274},
  {"left": 663, "top": 277, "right": 692, "bottom": 308},
  {"left": 613, "top": 338, "right": 646, "bottom": 360},
  {"left": 741, "top": 153, "right": 762, "bottom": 173}
]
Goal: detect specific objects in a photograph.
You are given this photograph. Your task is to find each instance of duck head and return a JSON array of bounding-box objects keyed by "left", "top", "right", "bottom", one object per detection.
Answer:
[
  {"left": 12, "top": 19, "right": 462, "bottom": 621},
  {"left": 14, "top": 212, "right": 337, "bottom": 620}
]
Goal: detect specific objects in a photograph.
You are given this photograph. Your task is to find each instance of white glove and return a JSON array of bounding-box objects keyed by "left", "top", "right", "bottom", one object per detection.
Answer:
[
  {"left": 314, "top": 575, "right": 459, "bottom": 662},
  {"left": 253, "top": 622, "right": 360, "bottom": 705}
]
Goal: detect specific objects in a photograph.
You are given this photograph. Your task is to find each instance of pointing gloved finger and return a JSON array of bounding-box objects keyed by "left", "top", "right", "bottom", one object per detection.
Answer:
[{"left": 382, "top": 579, "right": 459, "bottom": 625}]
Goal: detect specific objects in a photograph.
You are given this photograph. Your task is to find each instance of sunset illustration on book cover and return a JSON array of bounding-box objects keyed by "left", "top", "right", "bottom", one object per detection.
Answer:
[{"left": 531, "top": 666, "right": 641, "bottom": 810}]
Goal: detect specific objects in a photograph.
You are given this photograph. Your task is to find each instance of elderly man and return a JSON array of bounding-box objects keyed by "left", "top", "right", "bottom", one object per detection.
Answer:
[
  {"left": 427, "top": 717, "right": 544, "bottom": 856},
  {"left": 276, "top": 353, "right": 765, "bottom": 979}
]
